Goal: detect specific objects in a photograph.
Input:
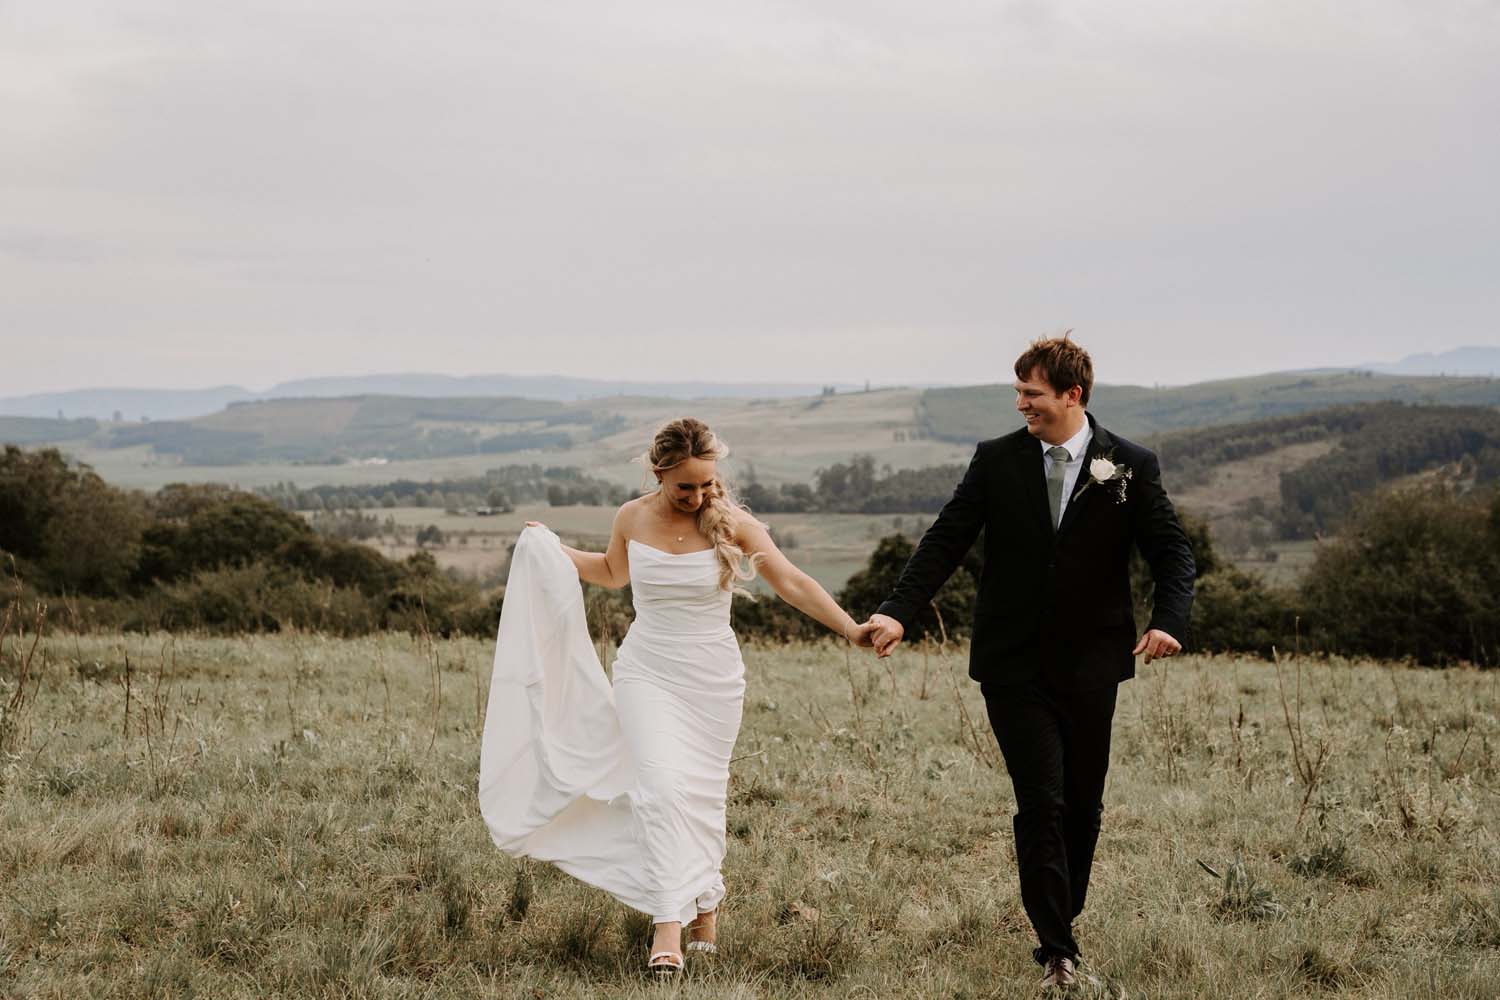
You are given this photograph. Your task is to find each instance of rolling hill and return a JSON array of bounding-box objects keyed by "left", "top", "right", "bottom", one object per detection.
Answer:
[
  {"left": 1372, "top": 345, "right": 1500, "bottom": 376},
  {"left": 7, "top": 370, "right": 1499, "bottom": 504},
  {"left": 0, "top": 416, "right": 98, "bottom": 446},
  {"left": 918, "top": 370, "right": 1500, "bottom": 444},
  {"left": 0, "top": 374, "right": 866, "bottom": 421}
]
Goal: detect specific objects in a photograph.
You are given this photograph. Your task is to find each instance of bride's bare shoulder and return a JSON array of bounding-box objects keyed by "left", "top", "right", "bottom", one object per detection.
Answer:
[
  {"left": 727, "top": 504, "right": 769, "bottom": 541},
  {"left": 614, "top": 495, "right": 648, "bottom": 529}
]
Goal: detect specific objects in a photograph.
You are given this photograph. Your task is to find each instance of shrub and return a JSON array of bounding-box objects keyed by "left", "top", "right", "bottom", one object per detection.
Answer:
[
  {"left": 136, "top": 493, "right": 312, "bottom": 586},
  {"left": 0, "top": 447, "right": 147, "bottom": 595},
  {"left": 1191, "top": 568, "right": 1297, "bottom": 658},
  {"left": 1299, "top": 487, "right": 1500, "bottom": 665},
  {"left": 838, "top": 533, "right": 977, "bottom": 641},
  {"left": 155, "top": 563, "right": 385, "bottom": 635},
  {"left": 275, "top": 534, "right": 402, "bottom": 596}
]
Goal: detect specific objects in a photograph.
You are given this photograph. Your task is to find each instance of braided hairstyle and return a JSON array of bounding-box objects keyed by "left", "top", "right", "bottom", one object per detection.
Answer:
[{"left": 641, "top": 417, "right": 762, "bottom": 591}]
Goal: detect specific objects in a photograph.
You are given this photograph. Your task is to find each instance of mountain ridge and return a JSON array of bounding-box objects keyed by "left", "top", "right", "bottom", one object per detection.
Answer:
[
  {"left": 0, "top": 374, "right": 872, "bottom": 421},
  {"left": 7, "top": 344, "right": 1495, "bottom": 421}
]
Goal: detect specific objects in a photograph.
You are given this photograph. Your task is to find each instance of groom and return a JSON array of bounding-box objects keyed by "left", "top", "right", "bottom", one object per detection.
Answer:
[{"left": 866, "top": 335, "right": 1195, "bottom": 989}]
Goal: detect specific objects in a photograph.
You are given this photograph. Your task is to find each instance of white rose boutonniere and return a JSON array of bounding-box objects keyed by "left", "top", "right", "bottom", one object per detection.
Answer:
[{"left": 1080, "top": 450, "right": 1133, "bottom": 503}]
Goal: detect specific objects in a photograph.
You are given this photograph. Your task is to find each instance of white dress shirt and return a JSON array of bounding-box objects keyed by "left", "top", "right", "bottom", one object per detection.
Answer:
[{"left": 1041, "top": 421, "right": 1093, "bottom": 525}]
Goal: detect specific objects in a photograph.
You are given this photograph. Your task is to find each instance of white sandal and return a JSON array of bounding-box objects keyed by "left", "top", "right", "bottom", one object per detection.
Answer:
[
  {"left": 647, "top": 950, "right": 684, "bottom": 976},
  {"left": 685, "top": 911, "right": 718, "bottom": 955}
]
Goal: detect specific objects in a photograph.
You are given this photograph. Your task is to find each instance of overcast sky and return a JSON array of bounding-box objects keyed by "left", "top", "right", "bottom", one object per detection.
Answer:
[{"left": 2, "top": 1, "right": 1497, "bottom": 396}]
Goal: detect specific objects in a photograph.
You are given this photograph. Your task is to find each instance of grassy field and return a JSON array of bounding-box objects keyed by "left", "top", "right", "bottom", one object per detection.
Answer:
[{"left": 3, "top": 625, "right": 1499, "bottom": 998}]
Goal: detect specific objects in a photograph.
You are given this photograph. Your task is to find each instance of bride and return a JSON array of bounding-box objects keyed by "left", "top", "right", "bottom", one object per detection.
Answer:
[{"left": 479, "top": 417, "right": 875, "bottom": 975}]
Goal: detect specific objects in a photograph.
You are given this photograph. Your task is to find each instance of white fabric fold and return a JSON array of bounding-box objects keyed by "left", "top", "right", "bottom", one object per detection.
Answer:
[{"left": 478, "top": 527, "right": 744, "bottom": 925}]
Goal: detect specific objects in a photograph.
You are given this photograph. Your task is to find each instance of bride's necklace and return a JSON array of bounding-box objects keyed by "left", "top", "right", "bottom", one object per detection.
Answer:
[{"left": 660, "top": 494, "right": 689, "bottom": 544}]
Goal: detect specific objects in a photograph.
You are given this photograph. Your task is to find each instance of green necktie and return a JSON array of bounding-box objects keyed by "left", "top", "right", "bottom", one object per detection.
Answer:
[{"left": 1046, "top": 446, "right": 1070, "bottom": 528}]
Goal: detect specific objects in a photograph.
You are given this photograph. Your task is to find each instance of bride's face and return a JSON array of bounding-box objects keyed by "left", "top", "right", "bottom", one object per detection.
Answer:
[{"left": 658, "top": 457, "right": 718, "bottom": 514}]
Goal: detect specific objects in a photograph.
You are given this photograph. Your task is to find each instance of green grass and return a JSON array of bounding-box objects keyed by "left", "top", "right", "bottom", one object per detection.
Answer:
[{"left": 3, "top": 628, "right": 1499, "bottom": 998}]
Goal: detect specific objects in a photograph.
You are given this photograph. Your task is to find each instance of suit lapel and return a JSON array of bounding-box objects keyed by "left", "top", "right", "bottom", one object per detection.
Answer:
[
  {"left": 1057, "top": 417, "right": 1113, "bottom": 536},
  {"left": 1014, "top": 435, "right": 1054, "bottom": 538}
]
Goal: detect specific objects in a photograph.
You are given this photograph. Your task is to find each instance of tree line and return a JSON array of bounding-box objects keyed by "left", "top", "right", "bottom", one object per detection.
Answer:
[
  {"left": 255, "top": 465, "right": 631, "bottom": 512},
  {"left": 1274, "top": 405, "right": 1500, "bottom": 538},
  {"left": 740, "top": 455, "right": 968, "bottom": 514},
  {"left": 1145, "top": 401, "right": 1500, "bottom": 538},
  {"left": 4, "top": 444, "right": 1497, "bottom": 665},
  {"left": 1, "top": 447, "right": 498, "bottom": 637}
]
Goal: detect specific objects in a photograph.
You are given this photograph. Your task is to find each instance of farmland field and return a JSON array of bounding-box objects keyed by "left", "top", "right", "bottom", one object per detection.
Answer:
[
  {"left": 49, "top": 387, "right": 973, "bottom": 495},
  {"left": 339, "top": 505, "right": 932, "bottom": 595},
  {"left": 3, "top": 629, "right": 1498, "bottom": 998}
]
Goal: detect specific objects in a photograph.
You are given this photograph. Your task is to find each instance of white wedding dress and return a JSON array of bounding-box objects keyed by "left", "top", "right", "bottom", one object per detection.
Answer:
[{"left": 479, "top": 526, "right": 745, "bottom": 925}]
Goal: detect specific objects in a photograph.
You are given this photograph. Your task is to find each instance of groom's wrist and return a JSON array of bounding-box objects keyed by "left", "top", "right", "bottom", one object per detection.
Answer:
[{"left": 873, "top": 602, "right": 909, "bottom": 629}]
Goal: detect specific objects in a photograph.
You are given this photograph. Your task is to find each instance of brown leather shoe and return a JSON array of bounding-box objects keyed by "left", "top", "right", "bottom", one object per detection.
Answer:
[{"left": 1040, "top": 954, "right": 1076, "bottom": 989}]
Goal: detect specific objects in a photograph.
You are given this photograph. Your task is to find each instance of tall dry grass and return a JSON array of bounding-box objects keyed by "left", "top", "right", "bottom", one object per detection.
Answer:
[{"left": 1, "top": 629, "right": 1497, "bottom": 998}]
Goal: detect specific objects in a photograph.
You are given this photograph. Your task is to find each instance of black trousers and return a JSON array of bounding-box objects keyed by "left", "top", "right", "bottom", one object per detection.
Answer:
[{"left": 981, "top": 679, "right": 1119, "bottom": 965}]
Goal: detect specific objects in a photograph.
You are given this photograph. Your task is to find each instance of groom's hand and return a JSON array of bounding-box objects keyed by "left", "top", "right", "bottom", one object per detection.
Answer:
[
  {"left": 867, "top": 614, "right": 904, "bottom": 658},
  {"left": 1133, "top": 629, "right": 1182, "bottom": 663}
]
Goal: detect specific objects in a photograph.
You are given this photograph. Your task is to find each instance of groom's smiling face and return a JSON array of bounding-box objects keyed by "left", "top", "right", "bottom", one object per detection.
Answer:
[{"left": 1015, "top": 368, "right": 1084, "bottom": 444}]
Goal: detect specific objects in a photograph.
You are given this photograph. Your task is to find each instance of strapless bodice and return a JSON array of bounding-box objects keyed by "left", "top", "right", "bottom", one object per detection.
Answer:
[{"left": 626, "top": 540, "right": 732, "bottom": 637}]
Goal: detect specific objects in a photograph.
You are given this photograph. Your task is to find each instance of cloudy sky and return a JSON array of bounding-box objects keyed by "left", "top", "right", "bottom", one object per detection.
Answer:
[{"left": 2, "top": 1, "right": 1497, "bottom": 395}]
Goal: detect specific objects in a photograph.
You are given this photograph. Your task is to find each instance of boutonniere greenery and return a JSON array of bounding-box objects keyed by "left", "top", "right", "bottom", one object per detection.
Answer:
[{"left": 1078, "top": 451, "right": 1133, "bottom": 504}]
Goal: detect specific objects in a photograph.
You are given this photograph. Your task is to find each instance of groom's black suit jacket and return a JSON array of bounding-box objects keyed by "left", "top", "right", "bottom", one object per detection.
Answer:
[{"left": 876, "top": 413, "right": 1196, "bottom": 689}]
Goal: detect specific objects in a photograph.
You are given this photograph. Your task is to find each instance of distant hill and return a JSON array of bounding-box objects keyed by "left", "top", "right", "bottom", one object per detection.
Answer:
[
  {"left": 10, "top": 347, "right": 1495, "bottom": 422},
  {"left": 264, "top": 373, "right": 866, "bottom": 402},
  {"left": 1370, "top": 346, "right": 1500, "bottom": 376},
  {"left": 11, "top": 368, "right": 1500, "bottom": 504},
  {"left": 0, "top": 386, "right": 255, "bottom": 422},
  {"left": 919, "top": 371, "right": 1500, "bottom": 444},
  {"left": 101, "top": 395, "right": 602, "bottom": 465},
  {"left": 0, "top": 374, "right": 866, "bottom": 422},
  {"left": 0, "top": 416, "right": 99, "bottom": 446}
]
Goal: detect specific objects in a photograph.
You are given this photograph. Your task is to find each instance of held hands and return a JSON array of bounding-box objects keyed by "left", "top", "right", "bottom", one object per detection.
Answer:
[
  {"left": 842, "top": 619, "right": 899, "bottom": 651},
  {"left": 865, "top": 614, "right": 904, "bottom": 658},
  {"left": 843, "top": 621, "right": 878, "bottom": 648},
  {"left": 1133, "top": 628, "right": 1182, "bottom": 663}
]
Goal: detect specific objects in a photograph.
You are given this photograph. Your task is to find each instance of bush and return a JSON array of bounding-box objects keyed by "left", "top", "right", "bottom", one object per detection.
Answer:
[
  {"left": 137, "top": 493, "right": 312, "bottom": 586},
  {"left": 0, "top": 447, "right": 148, "bottom": 596},
  {"left": 1190, "top": 568, "right": 1297, "bottom": 658},
  {"left": 732, "top": 592, "right": 821, "bottom": 642},
  {"left": 1299, "top": 488, "right": 1500, "bottom": 665},
  {"left": 275, "top": 534, "right": 402, "bottom": 596},
  {"left": 154, "top": 563, "right": 387, "bottom": 635},
  {"left": 382, "top": 552, "right": 481, "bottom": 637},
  {"left": 838, "top": 533, "right": 977, "bottom": 641}
]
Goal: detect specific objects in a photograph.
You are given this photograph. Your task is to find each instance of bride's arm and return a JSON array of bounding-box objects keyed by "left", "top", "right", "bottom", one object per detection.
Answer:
[
  {"left": 735, "top": 513, "right": 868, "bottom": 643},
  {"left": 531, "top": 504, "right": 632, "bottom": 589}
]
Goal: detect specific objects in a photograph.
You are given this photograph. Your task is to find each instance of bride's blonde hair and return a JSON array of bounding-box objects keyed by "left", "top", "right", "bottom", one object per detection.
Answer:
[{"left": 641, "top": 417, "right": 762, "bottom": 591}]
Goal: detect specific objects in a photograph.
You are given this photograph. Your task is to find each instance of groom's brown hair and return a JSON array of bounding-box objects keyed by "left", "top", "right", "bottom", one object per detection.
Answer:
[{"left": 1015, "top": 333, "right": 1093, "bottom": 406}]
